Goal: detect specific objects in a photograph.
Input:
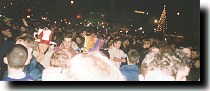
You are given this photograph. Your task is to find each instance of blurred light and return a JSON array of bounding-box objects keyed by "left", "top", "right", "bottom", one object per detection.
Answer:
[
  {"left": 54, "top": 21, "right": 57, "bottom": 24},
  {"left": 27, "top": 9, "right": 31, "bottom": 12},
  {"left": 64, "top": 19, "right": 67, "bottom": 22},
  {"left": 134, "top": 10, "right": 145, "bottom": 14},
  {"left": 126, "top": 31, "right": 128, "bottom": 33},
  {"left": 142, "top": 31, "right": 144, "bottom": 33},
  {"left": 10, "top": 3, "right": 13, "bottom": 5},
  {"left": 175, "top": 31, "right": 176, "bottom": 33},
  {"left": 154, "top": 28, "right": 156, "bottom": 30},
  {"left": 120, "top": 31, "right": 123, "bottom": 33},
  {"left": 140, "top": 27, "right": 143, "bottom": 30},
  {"left": 68, "top": 22, "right": 71, "bottom": 25},
  {"left": 85, "top": 20, "right": 86, "bottom": 21},
  {"left": 135, "top": 30, "right": 137, "bottom": 32},
  {"left": 70, "top": 1, "right": 74, "bottom": 5},
  {"left": 98, "top": 22, "right": 100, "bottom": 24},
  {"left": 3, "top": 7, "right": 6, "bottom": 9},
  {"left": 146, "top": 12, "right": 149, "bottom": 15},
  {"left": 76, "top": 15, "right": 80, "bottom": 19},
  {"left": 27, "top": 15, "right": 30, "bottom": 18},
  {"left": 154, "top": 19, "right": 158, "bottom": 23},
  {"left": 177, "top": 12, "right": 180, "bottom": 16},
  {"left": 131, "top": 25, "right": 133, "bottom": 27},
  {"left": 61, "top": 20, "right": 63, "bottom": 22},
  {"left": 102, "top": 26, "right": 105, "bottom": 28},
  {"left": 65, "top": 22, "right": 68, "bottom": 24}
]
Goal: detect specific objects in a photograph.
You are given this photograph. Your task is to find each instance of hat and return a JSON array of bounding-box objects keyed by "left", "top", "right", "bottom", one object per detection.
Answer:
[{"left": 3, "top": 18, "right": 12, "bottom": 23}]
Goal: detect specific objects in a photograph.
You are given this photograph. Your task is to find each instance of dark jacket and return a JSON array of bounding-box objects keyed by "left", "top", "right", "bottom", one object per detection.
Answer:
[{"left": 24, "top": 56, "right": 45, "bottom": 81}]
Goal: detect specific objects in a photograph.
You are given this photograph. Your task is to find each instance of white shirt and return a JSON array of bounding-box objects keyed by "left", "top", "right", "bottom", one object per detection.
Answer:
[{"left": 108, "top": 47, "right": 127, "bottom": 68}]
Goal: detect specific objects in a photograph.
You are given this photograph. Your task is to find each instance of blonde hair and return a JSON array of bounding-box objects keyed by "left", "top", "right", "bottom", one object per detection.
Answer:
[
  {"left": 67, "top": 52, "right": 125, "bottom": 81},
  {"left": 50, "top": 50, "right": 70, "bottom": 68}
]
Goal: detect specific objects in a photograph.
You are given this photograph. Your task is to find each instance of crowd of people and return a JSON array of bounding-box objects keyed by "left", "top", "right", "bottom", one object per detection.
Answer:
[{"left": 0, "top": 16, "right": 200, "bottom": 81}]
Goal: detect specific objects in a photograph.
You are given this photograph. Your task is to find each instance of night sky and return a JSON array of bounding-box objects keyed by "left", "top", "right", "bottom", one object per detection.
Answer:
[{"left": 0, "top": 0, "right": 199, "bottom": 37}]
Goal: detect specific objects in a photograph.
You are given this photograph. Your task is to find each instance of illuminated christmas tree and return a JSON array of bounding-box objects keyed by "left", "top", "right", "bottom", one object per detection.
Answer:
[{"left": 156, "top": 5, "right": 167, "bottom": 33}]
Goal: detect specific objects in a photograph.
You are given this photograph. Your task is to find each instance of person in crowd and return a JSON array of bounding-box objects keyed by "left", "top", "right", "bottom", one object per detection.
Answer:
[
  {"left": 42, "top": 50, "right": 70, "bottom": 81},
  {"left": 14, "top": 33, "right": 44, "bottom": 81},
  {"left": 120, "top": 49, "right": 140, "bottom": 81},
  {"left": 3, "top": 44, "right": 34, "bottom": 81},
  {"left": 54, "top": 32, "right": 78, "bottom": 58},
  {"left": 108, "top": 39, "right": 127, "bottom": 68},
  {"left": 139, "top": 49, "right": 192, "bottom": 81},
  {"left": 187, "top": 58, "right": 200, "bottom": 81},
  {"left": 0, "top": 25, "right": 13, "bottom": 45},
  {"left": 35, "top": 26, "right": 55, "bottom": 68},
  {"left": 67, "top": 52, "right": 125, "bottom": 81}
]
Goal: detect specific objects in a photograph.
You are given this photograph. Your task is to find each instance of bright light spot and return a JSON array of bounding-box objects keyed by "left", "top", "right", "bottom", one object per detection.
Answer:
[
  {"left": 27, "top": 15, "right": 30, "bottom": 18},
  {"left": 126, "top": 31, "right": 128, "bottom": 33},
  {"left": 54, "top": 21, "right": 57, "bottom": 24},
  {"left": 154, "top": 28, "right": 156, "bottom": 30},
  {"left": 65, "top": 22, "right": 68, "bottom": 24},
  {"left": 177, "top": 12, "right": 180, "bottom": 16},
  {"left": 61, "top": 20, "right": 63, "bottom": 22},
  {"left": 131, "top": 25, "right": 133, "bottom": 27},
  {"left": 102, "top": 26, "right": 105, "bottom": 28},
  {"left": 146, "top": 12, "right": 149, "bottom": 15},
  {"left": 154, "top": 20, "right": 158, "bottom": 23},
  {"left": 135, "top": 30, "right": 137, "bottom": 32},
  {"left": 142, "top": 31, "right": 144, "bottom": 33},
  {"left": 0, "top": 15, "right": 2, "bottom": 17},
  {"left": 70, "top": 1, "right": 74, "bottom": 5},
  {"left": 120, "top": 31, "right": 123, "bottom": 32},
  {"left": 3, "top": 7, "right": 6, "bottom": 9},
  {"left": 68, "top": 22, "right": 71, "bottom": 25},
  {"left": 85, "top": 20, "right": 86, "bottom": 21},
  {"left": 10, "top": 3, "right": 13, "bottom": 5},
  {"left": 140, "top": 27, "right": 143, "bottom": 30},
  {"left": 134, "top": 10, "right": 145, "bottom": 14}
]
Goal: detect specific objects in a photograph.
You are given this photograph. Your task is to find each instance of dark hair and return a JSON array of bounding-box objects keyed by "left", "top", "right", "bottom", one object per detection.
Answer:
[
  {"left": 62, "top": 32, "right": 73, "bottom": 41},
  {"left": 6, "top": 44, "right": 28, "bottom": 69}
]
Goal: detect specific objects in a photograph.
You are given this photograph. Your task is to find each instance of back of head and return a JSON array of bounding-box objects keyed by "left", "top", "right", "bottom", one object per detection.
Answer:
[
  {"left": 50, "top": 50, "right": 71, "bottom": 68},
  {"left": 127, "top": 49, "right": 140, "bottom": 64},
  {"left": 6, "top": 44, "right": 28, "bottom": 69},
  {"left": 144, "top": 50, "right": 192, "bottom": 81},
  {"left": 15, "top": 33, "right": 36, "bottom": 49},
  {"left": 67, "top": 52, "right": 125, "bottom": 81}
]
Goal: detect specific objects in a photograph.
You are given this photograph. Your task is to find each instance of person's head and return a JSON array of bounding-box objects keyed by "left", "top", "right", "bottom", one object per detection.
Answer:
[
  {"left": 182, "top": 47, "right": 191, "bottom": 58},
  {"left": 123, "top": 39, "right": 129, "bottom": 47},
  {"left": 67, "top": 52, "right": 125, "bottom": 81},
  {"left": 50, "top": 50, "right": 71, "bottom": 68},
  {"left": 142, "top": 39, "right": 151, "bottom": 48},
  {"left": 15, "top": 33, "right": 36, "bottom": 65},
  {"left": 38, "top": 43, "right": 49, "bottom": 54},
  {"left": 62, "top": 33, "right": 73, "bottom": 49},
  {"left": 127, "top": 49, "right": 140, "bottom": 65},
  {"left": 1, "top": 25, "right": 12, "bottom": 38},
  {"left": 191, "top": 50, "right": 199, "bottom": 59},
  {"left": 194, "top": 59, "right": 200, "bottom": 68},
  {"left": 141, "top": 50, "right": 192, "bottom": 81},
  {"left": 76, "top": 37, "right": 82, "bottom": 44},
  {"left": 4, "top": 44, "right": 28, "bottom": 69},
  {"left": 19, "top": 26, "right": 27, "bottom": 32},
  {"left": 113, "top": 39, "right": 122, "bottom": 49}
]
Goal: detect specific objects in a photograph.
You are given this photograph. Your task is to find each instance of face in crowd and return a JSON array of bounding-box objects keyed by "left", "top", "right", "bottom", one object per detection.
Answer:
[
  {"left": 114, "top": 41, "right": 122, "bottom": 49},
  {"left": 63, "top": 38, "right": 72, "bottom": 49}
]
